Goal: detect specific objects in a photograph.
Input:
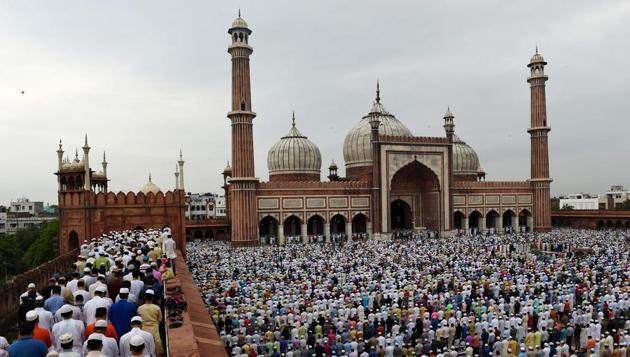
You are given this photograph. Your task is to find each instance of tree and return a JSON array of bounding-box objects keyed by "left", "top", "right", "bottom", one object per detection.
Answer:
[
  {"left": 22, "top": 220, "right": 59, "bottom": 269},
  {"left": 0, "top": 234, "right": 26, "bottom": 282},
  {"left": 561, "top": 204, "right": 575, "bottom": 211},
  {"left": 616, "top": 199, "right": 630, "bottom": 210}
]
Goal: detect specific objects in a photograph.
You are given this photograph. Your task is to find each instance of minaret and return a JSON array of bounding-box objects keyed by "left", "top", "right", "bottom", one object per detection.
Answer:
[
  {"left": 174, "top": 164, "right": 180, "bottom": 190},
  {"left": 56, "top": 139, "right": 64, "bottom": 191},
  {"left": 227, "top": 11, "right": 258, "bottom": 246},
  {"left": 82, "top": 134, "right": 91, "bottom": 191},
  {"left": 527, "top": 48, "right": 552, "bottom": 232},
  {"left": 443, "top": 107, "right": 455, "bottom": 228},
  {"left": 178, "top": 150, "right": 185, "bottom": 191},
  {"left": 102, "top": 152, "right": 108, "bottom": 178},
  {"left": 443, "top": 107, "right": 455, "bottom": 141},
  {"left": 369, "top": 81, "right": 383, "bottom": 237},
  {"left": 56, "top": 139, "right": 64, "bottom": 170}
]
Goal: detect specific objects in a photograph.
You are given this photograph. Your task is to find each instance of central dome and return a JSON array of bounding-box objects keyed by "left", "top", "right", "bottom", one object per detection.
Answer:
[
  {"left": 267, "top": 114, "right": 322, "bottom": 181},
  {"left": 343, "top": 85, "right": 413, "bottom": 170}
]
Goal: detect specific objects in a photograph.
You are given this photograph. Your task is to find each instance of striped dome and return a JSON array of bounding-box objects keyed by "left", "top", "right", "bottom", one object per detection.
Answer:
[
  {"left": 267, "top": 116, "right": 322, "bottom": 176},
  {"left": 343, "top": 90, "right": 412, "bottom": 169},
  {"left": 452, "top": 134, "right": 481, "bottom": 176}
]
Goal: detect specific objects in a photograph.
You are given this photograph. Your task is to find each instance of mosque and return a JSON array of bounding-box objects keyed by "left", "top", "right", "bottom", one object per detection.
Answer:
[
  {"left": 224, "top": 14, "right": 552, "bottom": 246},
  {"left": 54, "top": 13, "right": 552, "bottom": 251}
]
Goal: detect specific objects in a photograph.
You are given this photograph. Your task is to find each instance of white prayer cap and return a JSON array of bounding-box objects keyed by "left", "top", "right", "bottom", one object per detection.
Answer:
[
  {"left": 59, "top": 304, "right": 73, "bottom": 314},
  {"left": 87, "top": 333, "right": 103, "bottom": 342},
  {"left": 120, "top": 288, "right": 130, "bottom": 294},
  {"left": 95, "top": 320, "right": 107, "bottom": 328},
  {"left": 27, "top": 283, "right": 36, "bottom": 289},
  {"left": 131, "top": 316, "right": 143, "bottom": 323},
  {"left": 145, "top": 289, "right": 155, "bottom": 296},
  {"left": 26, "top": 310, "right": 38, "bottom": 321},
  {"left": 59, "top": 333, "right": 73, "bottom": 344},
  {"left": 95, "top": 286, "right": 107, "bottom": 293}
]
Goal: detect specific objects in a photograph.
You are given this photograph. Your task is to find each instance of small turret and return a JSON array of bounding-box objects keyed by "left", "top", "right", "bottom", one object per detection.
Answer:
[
  {"left": 82, "top": 134, "right": 91, "bottom": 191},
  {"left": 443, "top": 106, "right": 455, "bottom": 141}
]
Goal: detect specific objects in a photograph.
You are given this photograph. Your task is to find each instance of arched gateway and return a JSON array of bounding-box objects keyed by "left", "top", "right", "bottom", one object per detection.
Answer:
[{"left": 389, "top": 161, "right": 441, "bottom": 231}]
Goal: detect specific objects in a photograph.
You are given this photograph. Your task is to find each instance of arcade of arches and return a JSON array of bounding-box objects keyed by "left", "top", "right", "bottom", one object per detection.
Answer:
[
  {"left": 256, "top": 213, "right": 370, "bottom": 244},
  {"left": 452, "top": 208, "right": 534, "bottom": 233},
  {"left": 390, "top": 161, "right": 441, "bottom": 231}
]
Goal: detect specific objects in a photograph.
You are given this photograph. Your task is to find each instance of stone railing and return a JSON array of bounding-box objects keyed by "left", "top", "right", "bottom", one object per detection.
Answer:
[
  {"left": 0, "top": 249, "right": 78, "bottom": 335},
  {"left": 165, "top": 250, "right": 227, "bottom": 357}
]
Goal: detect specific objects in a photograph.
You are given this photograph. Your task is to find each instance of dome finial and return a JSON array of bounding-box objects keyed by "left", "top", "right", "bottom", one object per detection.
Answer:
[
  {"left": 149, "top": 173, "right": 152, "bottom": 182},
  {"left": 238, "top": 8, "right": 241, "bottom": 18},
  {"left": 376, "top": 79, "right": 381, "bottom": 103},
  {"left": 292, "top": 111, "right": 296, "bottom": 127},
  {"left": 535, "top": 45, "right": 538, "bottom": 54},
  {"left": 75, "top": 148, "right": 79, "bottom": 160}
]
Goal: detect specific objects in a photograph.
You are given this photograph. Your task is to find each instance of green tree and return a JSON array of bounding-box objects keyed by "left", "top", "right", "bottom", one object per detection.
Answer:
[
  {"left": 617, "top": 199, "right": 630, "bottom": 210},
  {"left": 22, "top": 220, "right": 59, "bottom": 269},
  {"left": 561, "top": 204, "right": 575, "bottom": 210},
  {"left": 0, "top": 234, "right": 26, "bottom": 282}
]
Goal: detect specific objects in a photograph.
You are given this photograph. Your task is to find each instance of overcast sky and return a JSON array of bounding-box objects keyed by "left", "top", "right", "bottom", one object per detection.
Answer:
[{"left": 1, "top": 0, "right": 629, "bottom": 205}]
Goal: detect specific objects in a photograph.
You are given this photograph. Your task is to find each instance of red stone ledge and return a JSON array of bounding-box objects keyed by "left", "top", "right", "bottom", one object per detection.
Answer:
[{"left": 165, "top": 250, "right": 227, "bottom": 357}]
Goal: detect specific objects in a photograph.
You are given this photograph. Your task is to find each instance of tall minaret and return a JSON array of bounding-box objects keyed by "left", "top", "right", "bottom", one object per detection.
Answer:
[
  {"left": 527, "top": 48, "right": 552, "bottom": 232},
  {"left": 174, "top": 164, "right": 180, "bottom": 190},
  {"left": 369, "top": 81, "right": 382, "bottom": 237},
  {"left": 102, "top": 152, "right": 108, "bottom": 178},
  {"left": 227, "top": 11, "right": 258, "bottom": 246},
  {"left": 82, "top": 134, "right": 91, "bottom": 191},
  {"left": 56, "top": 139, "right": 64, "bottom": 191},
  {"left": 177, "top": 150, "right": 185, "bottom": 191}
]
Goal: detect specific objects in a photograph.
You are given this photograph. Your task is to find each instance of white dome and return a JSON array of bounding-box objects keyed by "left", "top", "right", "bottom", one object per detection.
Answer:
[
  {"left": 343, "top": 92, "right": 412, "bottom": 169},
  {"left": 140, "top": 175, "right": 161, "bottom": 194},
  {"left": 267, "top": 116, "right": 322, "bottom": 176},
  {"left": 452, "top": 134, "right": 482, "bottom": 175},
  {"left": 231, "top": 16, "right": 248, "bottom": 29}
]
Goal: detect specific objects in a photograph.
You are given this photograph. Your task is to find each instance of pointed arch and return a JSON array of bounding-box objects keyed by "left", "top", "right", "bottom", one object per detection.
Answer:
[
  {"left": 486, "top": 210, "right": 500, "bottom": 229},
  {"left": 468, "top": 210, "right": 482, "bottom": 230},
  {"left": 453, "top": 211, "right": 465, "bottom": 230},
  {"left": 330, "top": 214, "right": 346, "bottom": 234},
  {"left": 68, "top": 231, "right": 79, "bottom": 251},
  {"left": 307, "top": 215, "right": 324, "bottom": 236},
  {"left": 283, "top": 215, "right": 302, "bottom": 238},
  {"left": 352, "top": 213, "right": 368, "bottom": 234}
]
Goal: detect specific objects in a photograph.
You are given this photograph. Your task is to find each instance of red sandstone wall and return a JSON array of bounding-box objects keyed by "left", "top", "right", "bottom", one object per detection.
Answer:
[{"left": 59, "top": 190, "right": 186, "bottom": 256}]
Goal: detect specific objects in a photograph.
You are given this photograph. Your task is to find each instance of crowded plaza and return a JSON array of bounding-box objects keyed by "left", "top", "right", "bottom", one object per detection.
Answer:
[
  {"left": 187, "top": 229, "right": 630, "bottom": 357},
  {"left": 1, "top": 228, "right": 179, "bottom": 357}
]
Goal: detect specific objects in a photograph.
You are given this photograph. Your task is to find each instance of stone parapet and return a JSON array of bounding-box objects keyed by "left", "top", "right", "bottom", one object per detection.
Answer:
[{"left": 165, "top": 250, "right": 227, "bottom": 357}]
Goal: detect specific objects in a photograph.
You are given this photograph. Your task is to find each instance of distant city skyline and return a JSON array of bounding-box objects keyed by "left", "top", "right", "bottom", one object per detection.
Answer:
[{"left": 1, "top": 1, "right": 629, "bottom": 204}]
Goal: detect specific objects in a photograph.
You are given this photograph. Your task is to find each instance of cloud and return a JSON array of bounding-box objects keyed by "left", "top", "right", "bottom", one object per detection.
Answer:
[{"left": 0, "top": 0, "right": 628, "bottom": 205}]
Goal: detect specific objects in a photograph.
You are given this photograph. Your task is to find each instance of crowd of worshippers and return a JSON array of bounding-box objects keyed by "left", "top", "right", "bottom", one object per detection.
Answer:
[
  {"left": 0, "top": 228, "right": 179, "bottom": 357},
  {"left": 186, "top": 229, "right": 630, "bottom": 357}
]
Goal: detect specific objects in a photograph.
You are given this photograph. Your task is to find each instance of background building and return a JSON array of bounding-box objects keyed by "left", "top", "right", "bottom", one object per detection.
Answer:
[
  {"left": 185, "top": 193, "right": 226, "bottom": 220},
  {"left": 10, "top": 198, "right": 44, "bottom": 216},
  {"left": 0, "top": 199, "right": 58, "bottom": 235},
  {"left": 559, "top": 194, "right": 599, "bottom": 210},
  {"left": 599, "top": 186, "right": 630, "bottom": 209}
]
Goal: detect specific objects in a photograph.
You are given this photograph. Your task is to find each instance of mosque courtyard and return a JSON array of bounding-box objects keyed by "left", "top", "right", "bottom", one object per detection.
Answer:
[{"left": 187, "top": 230, "right": 630, "bottom": 357}]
